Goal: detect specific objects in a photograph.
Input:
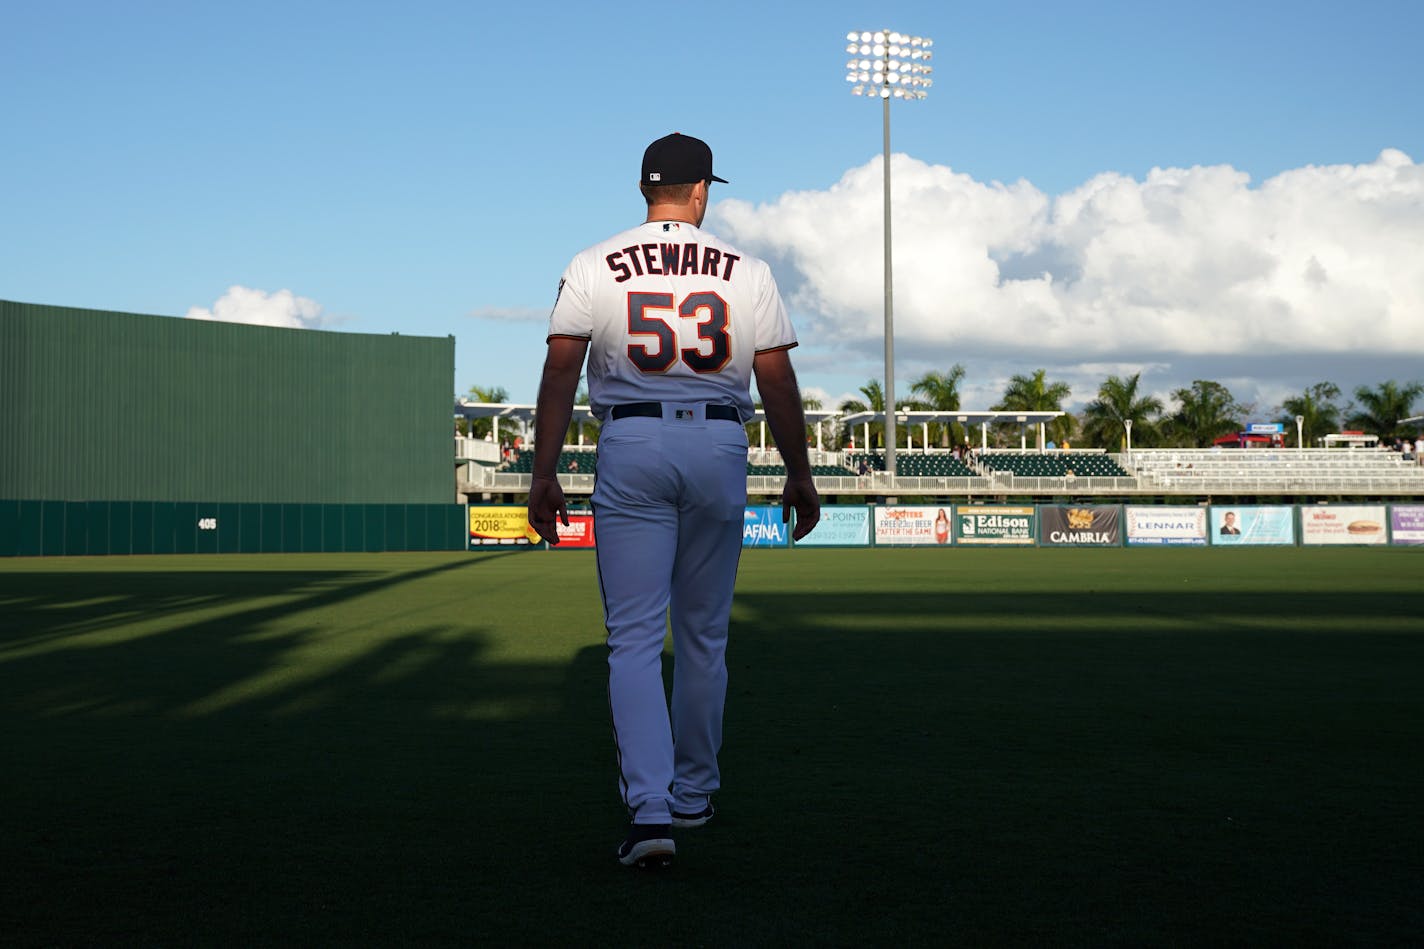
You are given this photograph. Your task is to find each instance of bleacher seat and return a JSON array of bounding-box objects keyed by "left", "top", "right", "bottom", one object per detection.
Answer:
[
  {"left": 504, "top": 449, "right": 597, "bottom": 475},
  {"left": 980, "top": 452, "right": 1128, "bottom": 478}
]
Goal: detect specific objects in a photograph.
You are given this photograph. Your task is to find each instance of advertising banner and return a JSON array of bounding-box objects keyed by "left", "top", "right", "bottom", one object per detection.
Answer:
[
  {"left": 1390, "top": 505, "right": 1424, "bottom": 546},
  {"left": 1039, "top": 505, "right": 1121, "bottom": 547},
  {"left": 795, "top": 506, "right": 872, "bottom": 547},
  {"left": 874, "top": 506, "right": 953, "bottom": 546},
  {"left": 1300, "top": 505, "right": 1388, "bottom": 545},
  {"left": 742, "top": 506, "right": 789, "bottom": 548},
  {"left": 1210, "top": 506, "right": 1296, "bottom": 546},
  {"left": 469, "top": 506, "right": 539, "bottom": 546},
  {"left": 955, "top": 506, "right": 1036, "bottom": 546},
  {"left": 1125, "top": 506, "right": 1208, "bottom": 546},
  {"left": 552, "top": 513, "right": 596, "bottom": 549}
]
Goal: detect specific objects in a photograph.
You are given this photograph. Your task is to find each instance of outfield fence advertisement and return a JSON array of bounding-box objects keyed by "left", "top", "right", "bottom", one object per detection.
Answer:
[
  {"left": 1039, "top": 505, "right": 1122, "bottom": 546},
  {"left": 874, "top": 506, "right": 953, "bottom": 546},
  {"left": 1300, "top": 505, "right": 1389, "bottom": 545},
  {"left": 795, "top": 506, "right": 872, "bottom": 547},
  {"left": 1125, "top": 506, "right": 1207, "bottom": 546},
  {"left": 1210, "top": 506, "right": 1296, "bottom": 546},
  {"left": 1390, "top": 505, "right": 1424, "bottom": 545},
  {"left": 469, "top": 506, "right": 539, "bottom": 546},
  {"left": 955, "top": 506, "right": 1036, "bottom": 546},
  {"left": 552, "top": 513, "right": 596, "bottom": 549},
  {"left": 742, "top": 506, "right": 789, "bottom": 548}
]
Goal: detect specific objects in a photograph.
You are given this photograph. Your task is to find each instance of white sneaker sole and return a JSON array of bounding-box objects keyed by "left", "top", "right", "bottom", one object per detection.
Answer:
[
  {"left": 618, "top": 837, "right": 675, "bottom": 868},
  {"left": 670, "top": 812, "right": 713, "bottom": 829}
]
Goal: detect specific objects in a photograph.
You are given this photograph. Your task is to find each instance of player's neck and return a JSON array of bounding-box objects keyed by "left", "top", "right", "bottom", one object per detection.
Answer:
[{"left": 644, "top": 207, "right": 702, "bottom": 227}]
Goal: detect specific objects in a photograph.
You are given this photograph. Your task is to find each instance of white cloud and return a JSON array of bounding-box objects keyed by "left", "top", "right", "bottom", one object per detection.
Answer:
[
  {"left": 468, "top": 304, "right": 548, "bottom": 323},
  {"left": 186, "top": 286, "right": 327, "bottom": 329},
  {"left": 710, "top": 149, "right": 1424, "bottom": 362}
]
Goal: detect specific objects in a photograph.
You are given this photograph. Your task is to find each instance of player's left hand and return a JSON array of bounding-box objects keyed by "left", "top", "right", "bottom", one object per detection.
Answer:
[
  {"left": 527, "top": 476, "right": 569, "bottom": 545},
  {"left": 782, "top": 477, "right": 821, "bottom": 541}
]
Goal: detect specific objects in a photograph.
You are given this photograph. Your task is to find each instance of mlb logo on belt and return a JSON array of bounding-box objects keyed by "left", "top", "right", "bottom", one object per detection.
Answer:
[{"left": 675, "top": 409, "right": 692, "bottom": 420}]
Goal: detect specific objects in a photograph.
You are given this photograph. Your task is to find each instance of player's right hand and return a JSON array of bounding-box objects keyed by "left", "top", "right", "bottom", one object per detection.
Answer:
[
  {"left": 782, "top": 477, "right": 821, "bottom": 541},
  {"left": 527, "top": 476, "right": 569, "bottom": 545}
]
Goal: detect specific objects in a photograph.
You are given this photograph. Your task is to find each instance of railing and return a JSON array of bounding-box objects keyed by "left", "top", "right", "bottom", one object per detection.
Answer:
[
  {"left": 456, "top": 447, "right": 1424, "bottom": 498},
  {"left": 455, "top": 437, "right": 502, "bottom": 465}
]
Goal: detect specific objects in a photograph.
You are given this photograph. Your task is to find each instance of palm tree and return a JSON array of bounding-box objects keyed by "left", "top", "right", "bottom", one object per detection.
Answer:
[
  {"left": 992, "top": 369, "right": 1074, "bottom": 445},
  {"left": 1081, "top": 373, "right": 1164, "bottom": 450},
  {"left": 748, "top": 391, "right": 828, "bottom": 449},
  {"left": 838, "top": 379, "right": 885, "bottom": 450},
  {"left": 1277, "top": 382, "right": 1344, "bottom": 447},
  {"left": 570, "top": 384, "right": 600, "bottom": 445},
  {"left": 910, "top": 365, "right": 967, "bottom": 448},
  {"left": 1163, "top": 380, "right": 1242, "bottom": 447},
  {"left": 464, "top": 383, "right": 511, "bottom": 441},
  {"left": 1346, "top": 380, "right": 1423, "bottom": 439}
]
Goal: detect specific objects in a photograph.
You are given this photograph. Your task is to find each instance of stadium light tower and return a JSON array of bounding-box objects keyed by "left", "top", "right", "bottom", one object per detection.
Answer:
[
  {"left": 1295, "top": 414, "right": 1305, "bottom": 452},
  {"left": 844, "top": 28, "right": 933, "bottom": 480}
]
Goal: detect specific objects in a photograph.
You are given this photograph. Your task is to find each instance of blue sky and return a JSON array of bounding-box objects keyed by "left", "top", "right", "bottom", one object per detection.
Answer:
[{"left": 4, "top": 0, "right": 1422, "bottom": 418}]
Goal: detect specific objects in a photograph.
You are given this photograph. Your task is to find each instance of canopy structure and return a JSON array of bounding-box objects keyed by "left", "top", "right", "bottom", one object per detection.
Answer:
[
  {"left": 1320, "top": 432, "right": 1380, "bottom": 448},
  {"left": 455, "top": 401, "right": 1066, "bottom": 453},
  {"left": 838, "top": 410, "right": 1066, "bottom": 452}
]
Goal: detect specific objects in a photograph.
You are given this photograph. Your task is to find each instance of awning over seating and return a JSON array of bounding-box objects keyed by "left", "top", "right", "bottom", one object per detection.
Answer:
[{"left": 838, "top": 410, "right": 1065, "bottom": 451}]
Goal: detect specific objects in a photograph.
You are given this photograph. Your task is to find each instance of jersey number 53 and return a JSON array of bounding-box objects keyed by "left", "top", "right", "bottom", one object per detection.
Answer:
[{"left": 626, "top": 291, "right": 731, "bottom": 374}]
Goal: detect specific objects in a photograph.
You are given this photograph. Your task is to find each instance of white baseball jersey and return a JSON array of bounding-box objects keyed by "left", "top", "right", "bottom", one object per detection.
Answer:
[{"left": 547, "top": 220, "right": 796, "bottom": 421}]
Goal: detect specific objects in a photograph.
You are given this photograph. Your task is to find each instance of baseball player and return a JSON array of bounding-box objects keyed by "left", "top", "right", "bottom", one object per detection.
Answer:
[{"left": 527, "top": 132, "right": 820, "bottom": 868}]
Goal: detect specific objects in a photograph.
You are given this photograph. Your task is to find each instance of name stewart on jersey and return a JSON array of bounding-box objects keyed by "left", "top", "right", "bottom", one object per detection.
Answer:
[{"left": 606, "top": 242, "right": 741, "bottom": 283}]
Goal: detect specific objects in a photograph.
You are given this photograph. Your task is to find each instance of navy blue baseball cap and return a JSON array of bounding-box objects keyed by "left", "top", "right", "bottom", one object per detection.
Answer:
[{"left": 641, "top": 133, "right": 728, "bottom": 186}]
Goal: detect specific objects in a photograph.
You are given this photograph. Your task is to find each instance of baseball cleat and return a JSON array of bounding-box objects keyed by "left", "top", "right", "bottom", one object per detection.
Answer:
[
  {"left": 670, "top": 803, "right": 715, "bottom": 829},
  {"left": 617, "top": 823, "right": 675, "bottom": 869}
]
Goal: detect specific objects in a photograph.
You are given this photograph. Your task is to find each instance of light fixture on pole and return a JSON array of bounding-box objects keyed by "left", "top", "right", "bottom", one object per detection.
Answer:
[
  {"left": 1295, "top": 414, "right": 1305, "bottom": 452},
  {"left": 844, "top": 29, "right": 932, "bottom": 480},
  {"left": 1124, "top": 418, "right": 1134, "bottom": 455}
]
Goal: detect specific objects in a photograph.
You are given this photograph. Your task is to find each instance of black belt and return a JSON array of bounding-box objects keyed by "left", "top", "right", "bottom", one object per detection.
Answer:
[{"left": 610, "top": 402, "right": 741, "bottom": 422}]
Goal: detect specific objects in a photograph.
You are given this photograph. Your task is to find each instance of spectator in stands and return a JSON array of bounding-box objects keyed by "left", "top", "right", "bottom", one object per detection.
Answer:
[
  {"left": 568, "top": 458, "right": 580, "bottom": 472},
  {"left": 1220, "top": 511, "right": 1241, "bottom": 535},
  {"left": 857, "top": 458, "right": 870, "bottom": 476},
  {"left": 1415, "top": 433, "right": 1424, "bottom": 465}
]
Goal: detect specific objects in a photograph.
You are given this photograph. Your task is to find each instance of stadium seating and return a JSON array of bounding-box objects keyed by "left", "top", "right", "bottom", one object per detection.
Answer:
[
  {"left": 749, "top": 462, "right": 858, "bottom": 477},
  {"left": 894, "top": 454, "right": 978, "bottom": 477},
  {"left": 502, "top": 448, "right": 597, "bottom": 475},
  {"left": 1127, "top": 448, "right": 1424, "bottom": 492},
  {"left": 979, "top": 452, "right": 1129, "bottom": 478}
]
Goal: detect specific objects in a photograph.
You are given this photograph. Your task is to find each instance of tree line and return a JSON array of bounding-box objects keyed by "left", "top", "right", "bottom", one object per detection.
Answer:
[
  {"left": 459, "top": 374, "right": 1423, "bottom": 451},
  {"left": 836, "top": 369, "right": 1424, "bottom": 450}
]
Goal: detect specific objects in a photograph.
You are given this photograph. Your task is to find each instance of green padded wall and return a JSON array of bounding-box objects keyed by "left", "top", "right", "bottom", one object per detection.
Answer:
[
  {"left": 1, "top": 299, "right": 454, "bottom": 504},
  {"left": 0, "top": 500, "right": 467, "bottom": 556}
]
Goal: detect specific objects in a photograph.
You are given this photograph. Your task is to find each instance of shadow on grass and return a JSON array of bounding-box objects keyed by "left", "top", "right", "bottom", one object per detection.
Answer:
[{"left": 2, "top": 564, "right": 1422, "bottom": 946}]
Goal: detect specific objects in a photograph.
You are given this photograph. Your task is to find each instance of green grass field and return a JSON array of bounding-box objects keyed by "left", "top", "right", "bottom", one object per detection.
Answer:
[{"left": 3, "top": 548, "right": 1422, "bottom": 946}]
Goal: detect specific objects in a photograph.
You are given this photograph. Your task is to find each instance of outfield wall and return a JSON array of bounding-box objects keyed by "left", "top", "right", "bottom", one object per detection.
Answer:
[
  {"left": 506, "top": 502, "right": 1424, "bottom": 550},
  {"left": 1, "top": 299, "right": 454, "bottom": 504},
  {"left": 0, "top": 500, "right": 467, "bottom": 556}
]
